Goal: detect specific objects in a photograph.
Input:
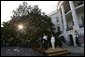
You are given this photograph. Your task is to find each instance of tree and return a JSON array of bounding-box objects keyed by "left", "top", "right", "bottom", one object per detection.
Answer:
[
  {"left": 1, "top": 2, "right": 55, "bottom": 47},
  {"left": 1, "top": 22, "right": 17, "bottom": 46},
  {"left": 11, "top": 2, "right": 55, "bottom": 38}
]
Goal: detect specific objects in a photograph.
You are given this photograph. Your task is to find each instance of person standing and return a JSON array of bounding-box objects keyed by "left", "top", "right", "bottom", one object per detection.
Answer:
[
  {"left": 51, "top": 35, "right": 55, "bottom": 49},
  {"left": 43, "top": 34, "right": 48, "bottom": 49}
]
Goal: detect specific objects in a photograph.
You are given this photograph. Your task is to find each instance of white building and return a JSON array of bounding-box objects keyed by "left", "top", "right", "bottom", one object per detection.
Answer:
[
  {"left": 49, "top": 1, "right": 84, "bottom": 47},
  {"left": 48, "top": 10, "right": 60, "bottom": 33}
]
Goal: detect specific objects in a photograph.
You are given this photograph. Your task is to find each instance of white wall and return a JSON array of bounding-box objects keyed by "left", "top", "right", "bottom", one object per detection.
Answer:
[
  {"left": 77, "top": 11, "right": 84, "bottom": 26},
  {"left": 67, "top": 19, "right": 73, "bottom": 28},
  {"left": 49, "top": 12, "right": 61, "bottom": 32}
]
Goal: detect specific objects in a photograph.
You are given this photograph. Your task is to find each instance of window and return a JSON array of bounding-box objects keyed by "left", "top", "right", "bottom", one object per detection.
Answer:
[
  {"left": 78, "top": 1, "right": 84, "bottom": 6},
  {"left": 72, "top": 21, "right": 74, "bottom": 25},
  {"left": 56, "top": 17, "right": 59, "bottom": 22},
  {"left": 57, "top": 26, "right": 60, "bottom": 32},
  {"left": 79, "top": 16, "right": 84, "bottom": 28},
  {"left": 81, "top": 16, "right": 84, "bottom": 26},
  {"left": 57, "top": 19, "right": 59, "bottom": 22}
]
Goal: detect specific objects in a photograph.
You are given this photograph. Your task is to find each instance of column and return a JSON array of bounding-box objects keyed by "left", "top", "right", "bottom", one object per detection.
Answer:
[
  {"left": 58, "top": 10, "right": 63, "bottom": 32},
  {"left": 69, "top": 1, "right": 79, "bottom": 30},
  {"left": 61, "top": 5, "right": 67, "bottom": 33},
  {"left": 73, "top": 35, "right": 77, "bottom": 46}
]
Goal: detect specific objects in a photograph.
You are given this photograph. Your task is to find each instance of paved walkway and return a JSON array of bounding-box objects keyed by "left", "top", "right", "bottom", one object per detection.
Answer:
[
  {"left": 62, "top": 42, "right": 84, "bottom": 53},
  {"left": 64, "top": 53, "right": 84, "bottom": 56},
  {"left": 1, "top": 46, "right": 84, "bottom": 56},
  {"left": 63, "top": 46, "right": 84, "bottom": 54},
  {"left": 1, "top": 47, "right": 43, "bottom": 56},
  {"left": 46, "top": 47, "right": 84, "bottom": 56}
]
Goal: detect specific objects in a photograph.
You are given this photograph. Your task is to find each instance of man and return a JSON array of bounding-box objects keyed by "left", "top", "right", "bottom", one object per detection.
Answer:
[{"left": 43, "top": 34, "right": 48, "bottom": 49}]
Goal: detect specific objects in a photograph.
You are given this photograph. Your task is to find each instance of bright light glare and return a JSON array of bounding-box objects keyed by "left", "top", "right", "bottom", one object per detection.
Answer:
[{"left": 18, "top": 24, "right": 23, "bottom": 30}]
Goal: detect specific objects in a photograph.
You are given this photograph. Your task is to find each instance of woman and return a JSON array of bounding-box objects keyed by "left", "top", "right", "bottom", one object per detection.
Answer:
[{"left": 51, "top": 35, "right": 55, "bottom": 49}]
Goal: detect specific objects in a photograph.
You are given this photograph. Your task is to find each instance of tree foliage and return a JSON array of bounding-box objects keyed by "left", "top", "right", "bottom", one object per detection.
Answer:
[{"left": 1, "top": 2, "right": 55, "bottom": 47}]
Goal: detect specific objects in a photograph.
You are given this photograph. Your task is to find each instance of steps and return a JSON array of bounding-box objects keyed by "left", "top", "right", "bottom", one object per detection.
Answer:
[
  {"left": 47, "top": 51, "right": 69, "bottom": 56},
  {"left": 42, "top": 48, "right": 70, "bottom": 56}
]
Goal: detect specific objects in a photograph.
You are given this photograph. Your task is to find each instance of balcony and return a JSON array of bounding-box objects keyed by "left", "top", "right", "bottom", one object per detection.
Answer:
[
  {"left": 78, "top": 1, "right": 84, "bottom": 5},
  {"left": 79, "top": 24, "right": 84, "bottom": 28},
  {"left": 74, "top": 1, "right": 84, "bottom": 7},
  {"left": 66, "top": 26, "right": 73, "bottom": 31}
]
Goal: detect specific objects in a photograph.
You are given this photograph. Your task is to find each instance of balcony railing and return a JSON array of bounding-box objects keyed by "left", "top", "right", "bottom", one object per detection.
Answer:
[
  {"left": 66, "top": 26, "right": 73, "bottom": 31},
  {"left": 79, "top": 24, "right": 84, "bottom": 28},
  {"left": 77, "top": 1, "right": 84, "bottom": 6},
  {"left": 74, "top": 1, "right": 84, "bottom": 7}
]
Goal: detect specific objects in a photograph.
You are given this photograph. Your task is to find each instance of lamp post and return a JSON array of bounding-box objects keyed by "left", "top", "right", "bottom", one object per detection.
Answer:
[
  {"left": 17, "top": 24, "right": 25, "bottom": 34},
  {"left": 18, "top": 24, "right": 24, "bottom": 30}
]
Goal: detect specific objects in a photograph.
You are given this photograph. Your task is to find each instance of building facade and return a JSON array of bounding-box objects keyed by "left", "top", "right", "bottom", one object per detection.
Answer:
[
  {"left": 49, "top": 1, "right": 84, "bottom": 47},
  {"left": 48, "top": 10, "right": 60, "bottom": 33}
]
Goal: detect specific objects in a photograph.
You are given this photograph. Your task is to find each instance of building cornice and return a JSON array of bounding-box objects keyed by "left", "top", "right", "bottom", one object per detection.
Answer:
[
  {"left": 47, "top": 10, "right": 57, "bottom": 16},
  {"left": 57, "top": 1, "right": 64, "bottom": 10}
]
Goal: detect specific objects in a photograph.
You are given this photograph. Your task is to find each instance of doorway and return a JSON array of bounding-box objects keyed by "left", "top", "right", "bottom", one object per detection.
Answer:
[{"left": 69, "top": 34, "right": 74, "bottom": 46}]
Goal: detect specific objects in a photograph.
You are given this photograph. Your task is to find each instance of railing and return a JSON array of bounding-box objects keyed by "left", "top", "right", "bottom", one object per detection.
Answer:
[
  {"left": 78, "top": 1, "right": 84, "bottom": 5},
  {"left": 78, "top": 33, "right": 84, "bottom": 44},
  {"left": 66, "top": 26, "right": 73, "bottom": 31},
  {"left": 65, "top": 9, "right": 70, "bottom": 14},
  {"left": 63, "top": 38, "right": 71, "bottom": 46},
  {"left": 74, "top": 1, "right": 84, "bottom": 7},
  {"left": 79, "top": 24, "right": 84, "bottom": 28},
  {"left": 57, "top": 30, "right": 63, "bottom": 34}
]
